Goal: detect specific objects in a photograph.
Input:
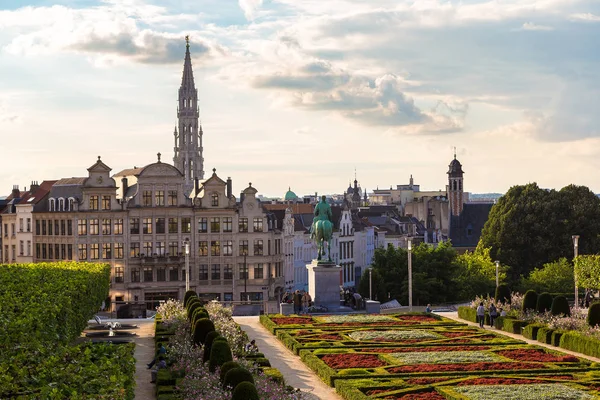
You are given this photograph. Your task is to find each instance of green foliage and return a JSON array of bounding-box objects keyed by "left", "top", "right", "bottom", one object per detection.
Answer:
[
  {"left": 536, "top": 292, "right": 553, "bottom": 313},
  {"left": 209, "top": 340, "right": 233, "bottom": 373},
  {"left": 261, "top": 367, "right": 285, "bottom": 385},
  {"left": 495, "top": 284, "right": 511, "bottom": 304},
  {"left": 219, "top": 361, "right": 241, "bottom": 383},
  {"left": 501, "top": 318, "right": 528, "bottom": 334},
  {"left": 522, "top": 290, "right": 538, "bottom": 312},
  {"left": 203, "top": 331, "right": 221, "bottom": 363},
  {"left": 187, "top": 301, "right": 201, "bottom": 320},
  {"left": 551, "top": 295, "right": 571, "bottom": 316},
  {"left": 231, "top": 382, "right": 260, "bottom": 400},
  {"left": 536, "top": 326, "right": 555, "bottom": 344},
  {"left": 458, "top": 306, "right": 477, "bottom": 323},
  {"left": 184, "top": 290, "right": 198, "bottom": 308},
  {"left": 223, "top": 367, "right": 254, "bottom": 390},
  {"left": 523, "top": 323, "right": 545, "bottom": 340},
  {"left": 522, "top": 258, "right": 575, "bottom": 294},
  {"left": 588, "top": 302, "right": 600, "bottom": 327},
  {"left": 192, "top": 307, "right": 209, "bottom": 326},
  {"left": 452, "top": 248, "right": 503, "bottom": 300},
  {"left": 560, "top": 331, "right": 600, "bottom": 359},
  {"left": 193, "top": 318, "right": 216, "bottom": 346},
  {"left": 551, "top": 330, "right": 565, "bottom": 346},
  {"left": 575, "top": 255, "right": 600, "bottom": 289},
  {"left": 478, "top": 183, "right": 600, "bottom": 284},
  {"left": 357, "top": 268, "right": 387, "bottom": 302}
]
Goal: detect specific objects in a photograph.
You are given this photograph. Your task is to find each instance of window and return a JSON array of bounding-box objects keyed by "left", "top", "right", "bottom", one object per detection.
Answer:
[
  {"left": 67, "top": 244, "right": 73, "bottom": 260},
  {"left": 26, "top": 241, "right": 31, "bottom": 256},
  {"left": 55, "top": 244, "right": 60, "bottom": 260},
  {"left": 101, "top": 195, "right": 110, "bottom": 210},
  {"left": 114, "top": 266, "right": 124, "bottom": 283},
  {"left": 211, "top": 193, "right": 219, "bottom": 206},
  {"left": 253, "top": 217, "right": 263, "bottom": 232},
  {"left": 130, "top": 243, "right": 140, "bottom": 257},
  {"left": 78, "top": 244, "right": 87, "bottom": 260},
  {"left": 77, "top": 219, "right": 87, "bottom": 235},
  {"left": 49, "top": 198, "right": 55, "bottom": 211},
  {"left": 211, "top": 264, "right": 220, "bottom": 280},
  {"left": 181, "top": 217, "right": 191, "bottom": 233},
  {"left": 35, "top": 220, "right": 40, "bottom": 235},
  {"left": 131, "top": 268, "right": 140, "bottom": 282},
  {"left": 169, "top": 267, "right": 179, "bottom": 281},
  {"left": 239, "top": 263, "right": 248, "bottom": 279},
  {"left": 239, "top": 217, "right": 248, "bottom": 233},
  {"left": 211, "top": 241, "right": 220, "bottom": 256},
  {"left": 223, "top": 240, "right": 233, "bottom": 256},
  {"left": 54, "top": 220, "right": 59, "bottom": 236},
  {"left": 210, "top": 217, "right": 220, "bottom": 233},
  {"left": 169, "top": 242, "right": 178, "bottom": 256},
  {"left": 142, "top": 218, "right": 152, "bottom": 234},
  {"left": 102, "top": 219, "right": 111, "bottom": 235},
  {"left": 89, "top": 195, "right": 99, "bottom": 210},
  {"left": 198, "top": 217, "right": 208, "bottom": 233},
  {"left": 142, "top": 191, "right": 152, "bottom": 206},
  {"left": 68, "top": 198, "right": 74, "bottom": 211},
  {"left": 155, "top": 190, "right": 164, "bottom": 206},
  {"left": 11, "top": 223, "right": 15, "bottom": 236},
  {"left": 19, "top": 218, "right": 23, "bottom": 232},
  {"left": 254, "top": 239, "right": 263, "bottom": 256},
  {"left": 198, "top": 241, "right": 208, "bottom": 256},
  {"left": 41, "top": 244, "right": 47, "bottom": 259},
  {"left": 114, "top": 219, "right": 123, "bottom": 235},
  {"left": 48, "top": 244, "right": 54, "bottom": 259},
  {"left": 89, "top": 219, "right": 99, "bottom": 235},
  {"left": 67, "top": 220, "right": 73, "bottom": 235},
  {"left": 48, "top": 221, "right": 53, "bottom": 236},
  {"left": 114, "top": 243, "right": 124, "bottom": 259},
  {"left": 156, "top": 241, "right": 165, "bottom": 256},
  {"left": 60, "top": 244, "right": 65, "bottom": 259},
  {"left": 168, "top": 190, "right": 177, "bottom": 206},
  {"left": 143, "top": 242, "right": 152, "bottom": 256},
  {"left": 26, "top": 218, "right": 31, "bottom": 232},
  {"left": 58, "top": 198, "right": 65, "bottom": 211},
  {"left": 60, "top": 220, "right": 65, "bottom": 236},
  {"left": 156, "top": 218, "right": 165, "bottom": 234},
  {"left": 156, "top": 266, "right": 166, "bottom": 282},
  {"left": 224, "top": 264, "right": 233, "bottom": 279},
  {"left": 143, "top": 267, "right": 153, "bottom": 282},
  {"left": 223, "top": 217, "right": 232, "bottom": 232},
  {"left": 254, "top": 263, "right": 264, "bottom": 279},
  {"left": 239, "top": 240, "right": 248, "bottom": 256},
  {"left": 168, "top": 218, "right": 178, "bottom": 233},
  {"left": 4, "top": 245, "right": 8, "bottom": 262},
  {"left": 90, "top": 243, "right": 99, "bottom": 260},
  {"left": 102, "top": 243, "right": 112, "bottom": 259},
  {"left": 130, "top": 218, "right": 139, "bottom": 234},
  {"left": 198, "top": 265, "right": 208, "bottom": 280},
  {"left": 19, "top": 240, "right": 24, "bottom": 256}
]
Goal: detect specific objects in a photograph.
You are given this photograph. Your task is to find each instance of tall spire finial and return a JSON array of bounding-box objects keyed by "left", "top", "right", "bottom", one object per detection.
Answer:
[
  {"left": 185, "top": 35, "right": 190, "bottom": 48},
  {"left": 453, "top": 146, "right": 456, "bottom": 159}
]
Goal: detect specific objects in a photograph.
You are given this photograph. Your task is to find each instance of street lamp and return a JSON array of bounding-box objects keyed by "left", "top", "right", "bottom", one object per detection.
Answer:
[
  {"left": 407, "top": 238, "right": 413, "bottom": 312},
  {"left": 495, "top": 260, "right": 500, "bottom": 288},
  {"left": 572, "top": 235, "right": 580, "bottom": 309},
  {"left": 184, "top": 238, "right": 190, "bottom": 292},
  {"left": 369, "top": 268, "right": 373, "bottom": 300}
]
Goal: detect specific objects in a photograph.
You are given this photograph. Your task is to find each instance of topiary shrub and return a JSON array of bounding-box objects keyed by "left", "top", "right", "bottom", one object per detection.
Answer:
[
  {"left": 187, "top": 301, "right": 201, "bottom": 319},
  {"left": 203, "top": 331, "right": 221, "bottom": 363},
  {"left": 495, "top": 284, "right": 511, "bottom": 304},
  {"left": 223, "top": 367, "right": 254, "bottom": 390},
  {"left": 551, "top": 295, "right": 571, "bottom": 316},
  {"left": 193, "top": 318, "right": 216, "bottom": 346},
  {"left": 219, "top": 361, "right": 242, "bottom": 383},
  {"left": 184, "top": 290, "right": 198, "bottom": 308},
  {"left": 536, "top": 292, "right": 553, "bottom": 313},
  {"left": 192, "top": 308, "right": 209, "bottom": 326},
  {"left": 522, "top": 290, "right": 538, "bottom": 312},
  {"left": 209, "top": 340, "right": 233, "bottom": 373},
  {"left": 231, "top": 382, "right": 259, "bottom": 400},
  {"left": 588, "top": 302, "right": 600, "bottom": 327}
]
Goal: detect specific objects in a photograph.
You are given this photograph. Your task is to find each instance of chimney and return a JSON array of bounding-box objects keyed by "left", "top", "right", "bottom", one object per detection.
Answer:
[
  {"left": 121, "top": 177, "right": 128, "bottom": 196},
  {"left": 195, "top": 177, "right": 199, "bottom": 195},
  {"left": 11, "top": 185, "right": 19, "bottom": 199},
  {"left": 240, "top": 191, "right": 245, "bottom": 203},
  {"left": 30, "top": 181, "right": 40, "bottom": 192},
  {"left": 226, "top": 177, "right": 232, "bottom": 198}
]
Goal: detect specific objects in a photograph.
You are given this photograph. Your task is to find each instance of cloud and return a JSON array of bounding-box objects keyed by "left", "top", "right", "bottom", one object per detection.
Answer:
[
  {"left": 521, "top": 22, "right": 554, "bottom": 30},
  {"left": 568, "top": 13, "right": 600, "bottom": 22},
  {"left": 239, "top": 0, "right": 263, "bottom": 21}
]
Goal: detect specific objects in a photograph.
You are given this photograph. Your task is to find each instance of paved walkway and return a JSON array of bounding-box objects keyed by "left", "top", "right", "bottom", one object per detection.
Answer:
[
  {"left": 440, "top": 311, "right": 600, "bottom": 363},
  {"left": 131, "top": 320, "right": 156, "bottom": 400},
  {"left": 234, "top": 316, "right": 343, "bottom": 400}
]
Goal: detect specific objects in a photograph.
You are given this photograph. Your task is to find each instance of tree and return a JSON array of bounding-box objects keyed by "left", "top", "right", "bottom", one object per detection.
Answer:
[
  {"left": 357, "top": 268, "right": 388, "bottom": 303},
  {"left": 521, "top": 258, "right": 575, "bottom": 294},
  {"left": 452, "top": 248, "right": 503, "bottom": 301},
  {"left": 574, "top": 255, "right": 600, "bottom": 289}
]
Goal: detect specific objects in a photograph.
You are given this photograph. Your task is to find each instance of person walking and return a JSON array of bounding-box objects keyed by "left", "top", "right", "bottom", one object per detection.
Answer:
[
  {"left": 293, "top": 290, "right": 302, "bottom": 314},
  {"left": 476, "top": 302, "right": 485, "bottom": 328},
  {"left": 302, "top": 291, "right": 312, "bottom": 314},
  {"left": 489, "top": 303, "right": 498, "bottom": 328}
]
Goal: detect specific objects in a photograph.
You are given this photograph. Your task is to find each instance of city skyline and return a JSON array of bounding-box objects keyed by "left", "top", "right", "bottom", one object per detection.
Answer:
[{"left": 2, "top": 0, "right": 600, "bottom": 198}]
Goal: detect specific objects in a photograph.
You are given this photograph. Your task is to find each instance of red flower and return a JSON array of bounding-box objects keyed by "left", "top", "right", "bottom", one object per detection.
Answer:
[
  {"left": 457, "top": 377, "right": 547, "bottom": 386},
  {"left": 321, "top": 353, "right": 388, "bottom": 369},
  {"left": 397, "top": 315, "right": 439, "bottom": 322},
  {"left": 497, "top": 349, "right": 579, "bottom": 363},
  {"left": 406, "top": 377, "right": 451, "bottom": 385},
  {"left": 271, "top": 317, "right": 312, "bottom": 325},
  {"left": 388, "top": 362, "right": 544, "bottom": 373}
]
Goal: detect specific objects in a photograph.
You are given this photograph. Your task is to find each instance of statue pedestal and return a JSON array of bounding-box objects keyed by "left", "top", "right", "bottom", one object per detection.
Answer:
[{"left": 307, "top": 260, "right": 342, "bottom": 311}]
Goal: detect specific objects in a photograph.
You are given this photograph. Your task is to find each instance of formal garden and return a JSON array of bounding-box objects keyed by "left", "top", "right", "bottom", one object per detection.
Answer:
[{"left": 260, "top": 312, "right": 600, "bottom": 399}]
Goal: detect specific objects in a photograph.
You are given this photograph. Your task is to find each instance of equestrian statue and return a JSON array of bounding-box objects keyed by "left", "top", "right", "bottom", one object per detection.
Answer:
[{"left": 310, "top": 195, "right": 334, "bottom": 263}]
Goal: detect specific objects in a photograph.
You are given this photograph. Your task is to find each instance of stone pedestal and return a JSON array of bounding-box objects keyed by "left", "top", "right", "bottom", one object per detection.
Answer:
[
  {"left": 365, "top": 300, "right": 381, "bottom": 314},
  {"left": 307, "top": 260, "right": 342, "bottom": 311},
  {"left": 280, "top": 302, "right": 293, "bottom": 316}
]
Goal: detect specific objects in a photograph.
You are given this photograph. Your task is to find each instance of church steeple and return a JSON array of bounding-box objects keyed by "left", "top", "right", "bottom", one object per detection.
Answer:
[{"left": 174, "top": 35, "right": 204, "bottom": 196}]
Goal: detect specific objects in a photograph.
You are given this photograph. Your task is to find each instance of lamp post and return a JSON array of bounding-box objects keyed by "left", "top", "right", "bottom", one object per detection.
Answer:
[
  {"left": 184, "top": 238, "right": 190, "bottom": 292},
  {"left": 572, "top": 235, "right": 579, "bottom": 309},
  {"left": 495, "top": 260, "right": 500, "bottom": 288},
  {"left": 369, "top": 268, "right": 372, "bottom": 300},
  {"left": 407, "top": 238, "right": 413, "bottom": 312}
]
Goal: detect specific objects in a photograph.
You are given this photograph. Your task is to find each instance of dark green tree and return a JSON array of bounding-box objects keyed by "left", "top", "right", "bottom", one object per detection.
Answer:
[
  {"left": 495, "top": 284, "right": 511, "bottom": 304},
  {"left": 452, "top": 248, "right": 503, "bottom": 300},
  {"left": 551, "top": 295, "right": 571, "bottom": 316},
  {"left": 521, "top": 258, "right": 575, "bottom": 294},
  {"left": 522, "top": 290, "right": 538, "bottom": 312},
  {"left": 587, "top": 302, "right": 600, "bottom": 327},
  {"left": 536, "top": 292, "right": 553, "bottom": 313},
  {"left": 357, "top": 268, "right": 387, "bottom": 302}
]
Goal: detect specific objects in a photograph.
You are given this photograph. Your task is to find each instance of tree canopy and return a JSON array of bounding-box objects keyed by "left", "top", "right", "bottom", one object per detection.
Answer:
[
  {"left": 574, "top": 255, "right": 600, "bottom": 289},
  {"left": 520, "top": 258, "right": 575, "bottom": 294}
]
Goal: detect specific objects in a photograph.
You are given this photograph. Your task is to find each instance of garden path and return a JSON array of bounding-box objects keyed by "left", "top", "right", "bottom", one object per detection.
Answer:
[
  {"left": 129, "top": 319, "right": 156, "bottom": 400},
  {"left": 442, "top": 311, "right": 600, "bottom": 363},
  {"left": 234, "top": 316, "right": 343, "bottom": 400}
]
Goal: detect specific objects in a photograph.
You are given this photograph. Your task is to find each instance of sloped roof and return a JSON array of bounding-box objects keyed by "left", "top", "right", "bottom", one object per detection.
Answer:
[
  {"left": 55, "top": 177, "right": 87, "bottom": 185},
  {"left": 449, "top": 203, "right": 493, "bottom": 248},
  {"left": 19, "top": 180, "right": 57, "bottom": 205},
  {"left": 113, "top": 168, "right": 144, "bottom": 177},
  {"left": 262, "top": 203, "right": 314, "bottom": 214}
]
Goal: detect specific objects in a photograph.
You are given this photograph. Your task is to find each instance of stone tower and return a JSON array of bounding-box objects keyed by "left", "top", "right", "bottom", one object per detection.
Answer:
[
  {"left": 174, "top": 36, "right": 204, "bottom": 196},
  {"left": 447, "top": 151, "right": 464, "bottom": 216}
]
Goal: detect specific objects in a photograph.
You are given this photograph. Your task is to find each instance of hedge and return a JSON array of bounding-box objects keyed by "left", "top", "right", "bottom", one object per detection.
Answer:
[
  {"left": 536, "top": 326, "right": 555, "bottom": 345},
  {"left": 522, "top": 323, "right": 545, "bottom": 340},
  {"left": 501, "top": 318, "right": 528, "bottom": 334},
  {"left": 560, "top": 331, "right": 600, "bottom": 358},
  {"left": 551, "top": 330, "right": 565, "bottom": 347}
]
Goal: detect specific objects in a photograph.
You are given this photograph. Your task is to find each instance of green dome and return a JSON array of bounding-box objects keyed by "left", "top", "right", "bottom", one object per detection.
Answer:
[{"left": 284, "top": 187, "right": 298, "bottom": 201}]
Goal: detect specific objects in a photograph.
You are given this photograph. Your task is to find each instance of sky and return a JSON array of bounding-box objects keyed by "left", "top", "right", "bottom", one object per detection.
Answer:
[{"left": 1, "top": 0, "right": 600, "bottom": 198}]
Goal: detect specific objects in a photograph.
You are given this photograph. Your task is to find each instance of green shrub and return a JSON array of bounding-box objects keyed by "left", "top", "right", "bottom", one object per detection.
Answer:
[
  {"left": 523, "top": 323, "right": 545, "bottom": 340},
  {"left": 502, "top": 318, "right": 528, "bottom": 334},
  {"left": 193, "top": 318, "right": 216, "bottom": 346},
  {"left": 184, "top": 290, "right": 198, "bottom": 308},
  {"left": 537, "top": 326, "right": 555, "bottom": 344},
  {"left": 551, "top": 330, "right": 565, "bottom": 346},
  {"left": 187, "top": 302, "right": 201, "bottom": 320},
  {"left": 458, "top": 306, "right": 477, "bottom": 323},
  {"left": 209, "top": 340, "right": 233, "bottom": 373},
  {"left": 551, "top": 295, "right": 571, "bottom": 316},
  {"left": 338, "top": 368, "right": 369, "bottom": 375},
  {"left": 231, "top": 382, "right": 259, "bottom": 400},
  {"left": 560, "top": 331, "right": 600, "bottom": 358},
  {"left": 252, "top": 357, "right": 271, "bottom": 367},
  {"left": 203, "top": 331, "right": 221, "bottom": 363},
  {"left": 219, "top": 361, "right": 242, "bottom": 383},
  {"left": 588, "top": 302, "right": 600, "bottom": 327},
  {"left": 495, "top": 284, "right": 511, "bottom": 304},
  {"left": 523, "top": 290, "right": 538, "bottom": 312},
  {"left": 192, "top": 308, "right": 209, "bottom": 325},
  {"left": 156, "top": 369, "right": 176, "bottom": 386},
  {"left": 223, "top": 367, "right": 254, "bottom": 390},
  {"left": 536, "top": 292, "right": 553, "bottom": 313},
  {"left": 261, "top": 367, "right": 285, "bottom": 385}
]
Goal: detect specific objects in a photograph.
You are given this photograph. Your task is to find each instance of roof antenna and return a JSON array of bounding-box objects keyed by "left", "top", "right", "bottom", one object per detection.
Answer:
[{"left": 453, "top": 146, "right": 457, "bottom": 159}]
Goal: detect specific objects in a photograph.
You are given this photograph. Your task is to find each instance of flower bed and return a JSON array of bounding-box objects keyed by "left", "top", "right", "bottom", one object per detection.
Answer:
[
  {"left": 387, "top": 361, "right": 544, "bottom": 373},
  {"left": 322, "top": 353, "right": 388, "bottom": 369},
  {"left": 452, "top": 383, "right": 594, "bottom": 399},
  {"left": 497, "top": 348, "right": 579, "bottom": 363},
  {"left": 349, "top": 330, "right": 441, "bottom": 342}
]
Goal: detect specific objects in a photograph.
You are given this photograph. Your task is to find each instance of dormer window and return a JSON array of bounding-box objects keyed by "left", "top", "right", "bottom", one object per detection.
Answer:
[
  {"left": 58, "top": 198, "right": 65, "bottom": 211},
  {"left": 49, "top": 198, "right": 55, "bottom": 212},
  {"left": 211, "top": 193, "right": 219, "bottom": 207},
  {"left": 68, "top": 198, "right": 74, "bottom": 211}
]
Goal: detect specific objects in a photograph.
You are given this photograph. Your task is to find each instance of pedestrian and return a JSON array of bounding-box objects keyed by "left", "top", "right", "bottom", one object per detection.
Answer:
[
  {"left": 293, "top": 290, "right": 303, "bottom": 314},
  {"left": 244, "top": 339, "right": 258, "bottom": 353},
  {"left": 147, "top": 342, "right": 167, "bottom": 369},
  {"left": 425, "top": 304, "right": 432, "bottom": 313},
  {"left": 476, "top": 302, "right": 485, "bottom": 328},
  {"left": 489, "top": 303, "right": 498, "bottom": 328},
  {"left": 585, "top": 290, "right": 593, "bottom": 308},
  {"left": 302, "top": 291, "right": 312, "bottom": 313},
  {"left": 499, "top": 308, "right": 507, "bottom": 317},
  {"left": 281, "top": 291, "right": 291, "bottom": 303},
  {"left": 150, "top": 356, "right": 167, "bottom": 383}
]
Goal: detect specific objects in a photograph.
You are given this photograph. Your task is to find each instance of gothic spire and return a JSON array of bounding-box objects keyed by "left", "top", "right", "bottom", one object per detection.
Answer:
[{"left": 181, "top": 35, "right": 195, "bottom": 90}]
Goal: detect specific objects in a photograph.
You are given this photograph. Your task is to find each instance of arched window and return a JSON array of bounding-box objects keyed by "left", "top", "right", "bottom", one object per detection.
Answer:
[
  {"left": 183, "top": 99, "right": 187, "bottom": 107},
  {"left": 189, "top": 98, "right": 193, "bottom": 107},
  {"left": 189, "top": 124, "right": 193, "bottom": 134},
  {"left": 49, "top": 198, "right": 55, "bottom": 212},
  {"left": 68, "top": 198, "right": 74, "bottom": 211},
  {"left": 459, "top": 180, "right": 462, "bottom": 191},
  {"left": 211, "top": 193, "right": 219, "bottom": 207},
  {"left": 58, "top": 198, "right": 65, "bottom": 211}
]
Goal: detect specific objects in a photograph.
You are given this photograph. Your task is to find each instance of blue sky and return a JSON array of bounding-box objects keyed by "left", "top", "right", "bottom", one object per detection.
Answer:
[{"left": 1, "top": 0, "right": 600, "bottom": 197}]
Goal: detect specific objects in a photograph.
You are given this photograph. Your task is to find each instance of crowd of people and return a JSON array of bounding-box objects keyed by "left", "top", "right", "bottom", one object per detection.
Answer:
[
  {"left": 476, "top": 302, "right": 507, "bottom": 328},
  {"left": 281, "top": 290, "right": 313, "bottom": 314}
]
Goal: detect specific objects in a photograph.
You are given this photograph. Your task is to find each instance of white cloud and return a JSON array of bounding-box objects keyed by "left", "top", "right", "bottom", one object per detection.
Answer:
[
  {"left": 239, "top": 0, "right": 263, "bottom": 21},
  {"left": 521, "top": 22, "right": 554, "bottom": 30},
  {"left": 568, "top": 13, "right": 600, "bottom": 22}
]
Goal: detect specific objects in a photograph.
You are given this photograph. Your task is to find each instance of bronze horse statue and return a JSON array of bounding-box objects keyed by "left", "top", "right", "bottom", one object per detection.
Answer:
[{"left": 311, "top": 195, "right": 333, "bottom": 262}]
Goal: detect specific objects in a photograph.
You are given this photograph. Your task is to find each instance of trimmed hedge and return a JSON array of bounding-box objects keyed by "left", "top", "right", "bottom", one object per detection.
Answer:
[
  {"left": 523, "top": 323, "right": 545, "bottom": 340},
  {"left": 551, "top": 295, "right": 570, "bottom": 316},
  {"left": 203, "top": 331, "right": 221, "bottom": 363},
  {"left": 501, "top": 318, "right": 528, "bottom": 334},
  {"left": 588, "top": 302, "right": 600, "bottom": 327},
  {"left": 458, "top": 306, "right": 477, "bottom": 323},
  {"left": 184, "top": 290, "right": 197, "bottom": 308},
  {"left": 536, "top": 292, "right": 553, "bottom": 313},
  {"left": 495, "top": 284, "right": 511, "bottom": 304},
  {"left": 209, "top": 340, "right": 233, "bottom": 373},
  {"left": 231, "top": 382, "right": 259, "bottom": 400},
  {"left": 223, "top": 367, "right": 254, "bottom": 390},
  {"left": 261, "top": 367, "right": 285, "bottom": 385},
  {"left": 560, "top": 331, "right": 600, "bottom": 358},
  {"left": 219, "top": 361, "right": 242, "bottom": 383},
  {"left": 551, "top": 330, "right": 565, "bottom": 347},
  {"left": 522, "top": 290, "right": 538, "bottom": 312},
  {"left": 536, "top": 326, "right": 555, "bottom": 344},
  {"left": 193, "top": 318, "right": 216, "bottom": 346}
]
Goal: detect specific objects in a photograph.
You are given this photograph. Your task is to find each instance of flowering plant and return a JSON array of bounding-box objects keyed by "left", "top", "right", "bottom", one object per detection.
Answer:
[{"left": 156, "top": 299, "right": 187, "bottom": 326}]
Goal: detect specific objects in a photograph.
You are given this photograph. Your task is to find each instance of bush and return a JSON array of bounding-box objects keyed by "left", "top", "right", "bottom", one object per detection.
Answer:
[
  {"left": 193, "top": 318, "right": 216, "bottom": 346},
  {"left": 209, "top": 340, "right": 233, "bottom": 373},
  {"left": 536, "top": 292, "right": 553, "bottom": 313},
  {"left": 502, "top": 318, "right": 528, "bottom": 334},
  {"left": 203, "top": 331, "right": 221, "bottom": 363},
  {"left": 523, "top": 323, "right": 545, "bottom": 340},
  {"left": 219, "top": 361, "right": 241, "bottom": 383},
  {"left": 192, "top": 308, "right": 209, "bottom": 326},
  {"left": 495, "top": 284, "right": 511, "bottom": 304},
  {"left": 551, "top": 330, "right": 565, "bottom": 346},
  {"left": 551, "top": 295, "right": 571, "bottom": 316},
  {"left": 458, "top": 306, "right": 477, "bottom": 323},
  {"left": 261, "top": 367, "right": 285, "bottom": 385},
  {"left": 184, "top": 290, "right": 197, "bottom": 308},
  {"left": 560, "top": 331, "right": 600, "bottom": 358},
  {"left": 231, "top": 382, "right": 259, "bottom": 400},
  {"left": 536, "top": 326, "right": 555, "bottom": 344},
  {"left": 588, "top": 302, "right": 600, "bottom": 327},
  {"left": 223, "top": 367, "right": 254, "bottom": 390},
  {"left": 187, "top": 302, "right": 201, "bottom": 320},
  {"left": 522, "top": 290, "right": 538, "bottom": 312},
  {"left": 252, "top": 357, "right": 271, "bottom": 367}
]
